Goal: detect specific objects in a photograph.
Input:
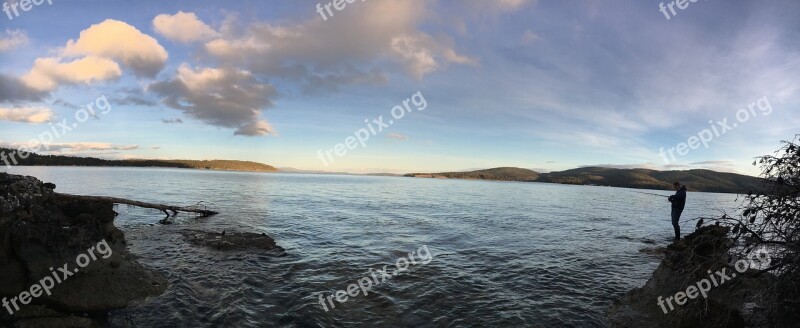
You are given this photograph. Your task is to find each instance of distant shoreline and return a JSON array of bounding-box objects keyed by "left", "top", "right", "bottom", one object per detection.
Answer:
[
  {"left": 3, "top": 165, "right": 276, "bottom": 174},
  {"left": 5, "top": 164, "right": 765, "bottom": 195},
  {"left": 0, "top": 147, "right": 277, "bottom": 173},
  {"left": 1, "top": 149, "right": 767, "bottom": 194}
]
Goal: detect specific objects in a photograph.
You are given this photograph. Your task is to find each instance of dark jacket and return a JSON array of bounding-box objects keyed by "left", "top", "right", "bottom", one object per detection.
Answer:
[{"left": 669, "top": 186, "right": 687, "bottom": 210}]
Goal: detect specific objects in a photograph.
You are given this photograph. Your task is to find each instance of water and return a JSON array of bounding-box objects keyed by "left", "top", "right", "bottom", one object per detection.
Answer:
[{"left": 4, "top": 167, "right": 741, "bottom": 327}]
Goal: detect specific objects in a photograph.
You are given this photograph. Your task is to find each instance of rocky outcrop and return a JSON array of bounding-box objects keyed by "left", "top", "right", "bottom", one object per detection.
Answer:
[
  {"left": 0, "top": 173, "right": 166, "bottom": 327},
  {"left": 181, "top": 230, "right": 284, "bottom": 253},
  {"left": 607, "top": 226, "right": 774, "bottom": 328}
]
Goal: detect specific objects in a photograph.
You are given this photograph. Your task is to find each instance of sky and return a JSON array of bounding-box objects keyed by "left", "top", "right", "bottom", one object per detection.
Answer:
[{"left": 0, "top": 0, "right": 798, "bottom": 175}]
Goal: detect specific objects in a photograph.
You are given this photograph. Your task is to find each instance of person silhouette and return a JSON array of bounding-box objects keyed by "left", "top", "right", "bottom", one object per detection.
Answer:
[{"left": 668, "top": 182, "right": 687, "bottom": 240}]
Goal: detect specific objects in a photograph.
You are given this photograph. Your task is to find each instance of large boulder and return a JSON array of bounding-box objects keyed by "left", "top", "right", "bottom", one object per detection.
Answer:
[{"left": 0, "top": 173, "right": 166, "bottom": 326}]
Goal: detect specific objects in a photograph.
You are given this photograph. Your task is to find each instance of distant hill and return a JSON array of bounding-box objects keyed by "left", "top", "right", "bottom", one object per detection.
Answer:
[
  {"left": 406, "top": 166, "right": 767, "bottom": 194},
  {"left": 278, "top": 167, "right": 352, "bottom": 175},
  {"left": 365, "top": 173, "right": 404, "bottom": 177},
  {"left": 0, "top": 148, "right": 277, "bottom": 173},
  {"left": 406, "top": 167, "right": 540, "bottom": 182}
]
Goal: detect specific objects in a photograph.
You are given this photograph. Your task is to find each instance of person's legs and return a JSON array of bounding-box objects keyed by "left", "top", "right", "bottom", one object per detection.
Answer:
[{"left": 671, "top": 208, "right": 682, "bottom": 240}]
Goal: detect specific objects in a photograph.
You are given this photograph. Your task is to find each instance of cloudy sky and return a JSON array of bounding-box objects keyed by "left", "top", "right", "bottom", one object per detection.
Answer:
[{"left": 1, "top": 0, "right": 798, "bottom": 175}]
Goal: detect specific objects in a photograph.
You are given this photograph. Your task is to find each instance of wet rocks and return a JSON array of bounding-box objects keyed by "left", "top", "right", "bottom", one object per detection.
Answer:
[
  {"left": 180, "top": 230, "right": 284, "bottom": 253},
  {"left": 638, "top": 246, "right": 668, "bottom": 259},
  {"left": 0, "top": 173, "right": 167, "bottom": 327}
]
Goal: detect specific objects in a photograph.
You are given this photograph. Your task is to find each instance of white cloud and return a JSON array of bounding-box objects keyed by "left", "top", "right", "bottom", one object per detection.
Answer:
[
  {"left": 161, "top": 118, "right": 183, "bottom": 124},
  {"left": 387, "top": 133, "right": 408, "bottom": 141},
  {"left": 11, "top": 19, "right": 166, "bottom": 95},
  {"left": 580, "top": 163, "right": 661, "bottom": 170},
  {"left": 63, "top": 19, "right": 168, "bottom": 77},
  {"left": 153, "top": 11, "right": 218, "bottom": 43},
  {"left": 0, "top": 107, "right": 54, "bottom": 123},
  {"left": 521, "top": 30, "right": 540, "bottom": 44},
  {"left": 0, "top": 74, "right": 48, "bottom": 103},
  {"left": 149, "top": 64, "right": 277, "bottom": 136},
  {"left": 140, "top": 3, "right": 475, "bottom": 135},
  {"left": 0, "top": 142, "right": 140, "bottom": 152},
  {"left": 462, "top": 0, "right": 531, "bottom": 13},
  {"left": 0, "top": 29, "right": 28, "bottom": 52},
  {"left": 235, "top": 120, "right": 275, "bottom": 136},
  {"left": 584, "top": 160, "right": 742, "bottom": 174},
  {"left": 494, "top": 0, "right": 528, "bottom": 11},
  {"left": 390, "top": 33, "right": 477, "bottom": 79},
  {"left": 21, "top": 56, "right": 121, "bottom": 91},
  {"left": 202, "top": 0, "right": 474, "bottom": 82}
]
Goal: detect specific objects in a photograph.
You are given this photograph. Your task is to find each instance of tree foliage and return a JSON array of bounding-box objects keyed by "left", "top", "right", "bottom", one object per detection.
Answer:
[
  {"left": 723, "top": 136, "right": 800, "bottom": 274},
  {"left": 699, "top": 136, "right": 800, "bottom": 325}
]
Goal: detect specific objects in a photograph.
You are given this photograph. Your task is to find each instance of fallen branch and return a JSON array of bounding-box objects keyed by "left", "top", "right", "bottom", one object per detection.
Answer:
[{"left": 56, "top": 193, "right": 219, "bottom": 219}]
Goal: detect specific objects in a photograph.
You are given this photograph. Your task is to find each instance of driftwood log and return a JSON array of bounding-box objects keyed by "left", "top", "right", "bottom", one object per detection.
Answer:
[{"left": 56, "top": 193, "right": 219, "bottom": 221}]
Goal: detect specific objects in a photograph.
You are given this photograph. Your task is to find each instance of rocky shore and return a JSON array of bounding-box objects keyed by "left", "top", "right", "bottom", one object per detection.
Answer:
[
  {"left": 607, "top": 226, "right": 797, "bottom": 328},
  {"left": 0, "top": 173, "right": 282, "bottom": 327},
  {"left": 0, "top": 173, "right": 167, "bottom": 327}
]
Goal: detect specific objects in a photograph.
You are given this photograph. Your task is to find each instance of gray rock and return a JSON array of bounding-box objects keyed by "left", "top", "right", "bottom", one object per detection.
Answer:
[
  {"left": 0, "top": 173, "right": 167, "bottom": 326},
  {"left": 13, "top": 316, "right": 97, "bottom": 328},
  {"left": 181, "top": 230, "right": 284, "bottom": 252}
]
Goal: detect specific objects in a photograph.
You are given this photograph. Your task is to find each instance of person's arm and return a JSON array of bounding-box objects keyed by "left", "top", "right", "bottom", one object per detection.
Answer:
[
  {"left": 669, "top": 190, "right": 681, "bottom": 203},
  {"left": 674, "top": 189, "right": 686, "bottom": 201}
]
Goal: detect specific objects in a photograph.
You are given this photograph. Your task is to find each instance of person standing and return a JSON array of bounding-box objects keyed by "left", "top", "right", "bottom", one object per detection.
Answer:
[{"left": 668, "top": 182, "right": 687, "bottom": 240}]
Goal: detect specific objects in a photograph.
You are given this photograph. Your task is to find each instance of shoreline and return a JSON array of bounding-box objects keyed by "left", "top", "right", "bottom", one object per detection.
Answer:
[
  {"left": 4, "top": 165, "right": 756, "bottom": 195},
  {"left": 0, "top": 172, "right": 283, "bottom": 327}
]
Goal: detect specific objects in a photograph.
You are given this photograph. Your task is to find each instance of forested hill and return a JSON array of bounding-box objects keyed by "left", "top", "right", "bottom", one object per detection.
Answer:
[
  {"left": 406, "top": 167, "right": 540, "bottom": 181},
  {"left": 406, "top": 166, "right": 767, "bottom": 194},
  {"left": 0, "top": 148, "right": 278, "bottom": 173}
]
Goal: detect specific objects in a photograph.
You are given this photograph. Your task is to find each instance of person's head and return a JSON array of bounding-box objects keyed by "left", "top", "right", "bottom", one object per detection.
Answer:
[{"left": 673, "top": 182, "right": 681, "bottom": 190}]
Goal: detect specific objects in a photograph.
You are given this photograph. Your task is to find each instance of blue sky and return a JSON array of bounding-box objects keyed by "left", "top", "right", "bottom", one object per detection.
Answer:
[{"left": 0, "top": 0, "right": 798, "bottom": 175}]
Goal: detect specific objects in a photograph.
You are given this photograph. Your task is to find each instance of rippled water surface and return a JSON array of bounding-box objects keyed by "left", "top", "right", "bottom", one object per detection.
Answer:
[{"left": 5, "top": 167, "right": 741, "bottom": 327}]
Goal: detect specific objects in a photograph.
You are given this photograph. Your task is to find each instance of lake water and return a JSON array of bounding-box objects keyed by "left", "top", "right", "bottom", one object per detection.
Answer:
[{"left": 4, "top": 166, "right": 741, "bottom": 327}]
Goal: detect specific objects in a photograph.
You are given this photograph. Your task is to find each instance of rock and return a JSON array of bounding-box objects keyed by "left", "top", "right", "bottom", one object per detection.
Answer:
[
  {"left": 180, "top": 230, "right": 284, "bottom": 252},
  {"left": 13, "top": 316, "right": 97, "bottom": 328},
  {"left": 607, "top": 226, "right": 775, "bottom": 327},
  {"left": 0, "top": 173, "right": 167, "bottom": 326},
  {"left": 638, "top": 246, "right": 668, "bottom": 259}
]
